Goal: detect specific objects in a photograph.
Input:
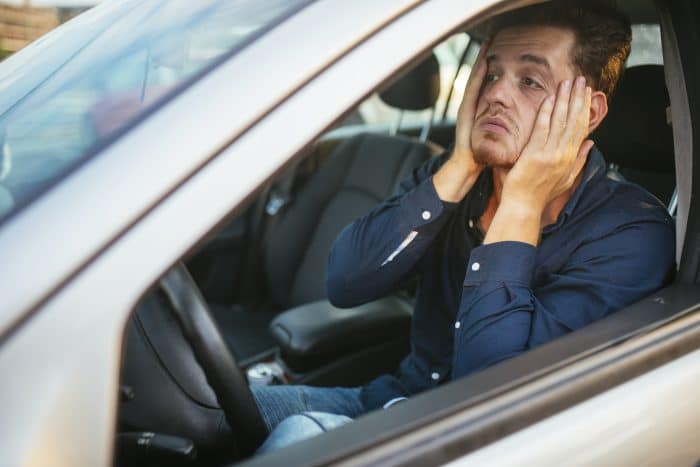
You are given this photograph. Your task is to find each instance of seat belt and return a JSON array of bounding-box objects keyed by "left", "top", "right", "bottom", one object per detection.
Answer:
[
  {"left": 238, "top": 161, "right": 300, "bottom": 305},
  {"left": 237, "top": 184, "right": 271, "bottom": 304},
  {"left": 265, "top": 165, "right": 297, "bottom": 216}
]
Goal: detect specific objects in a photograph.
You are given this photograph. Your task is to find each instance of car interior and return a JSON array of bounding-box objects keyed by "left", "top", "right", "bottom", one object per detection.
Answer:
[{"left": 114, "top": 1, "right": 684, "bottom": 466}]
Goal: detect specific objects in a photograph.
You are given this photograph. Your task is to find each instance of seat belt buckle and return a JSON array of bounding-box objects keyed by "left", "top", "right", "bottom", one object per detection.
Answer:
[{"left": 266, "top": 192, "right": 290, "bottom": 216}]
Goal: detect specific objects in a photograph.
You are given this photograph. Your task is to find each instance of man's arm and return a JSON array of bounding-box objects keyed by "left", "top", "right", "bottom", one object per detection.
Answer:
[
  {"left": 326, "top": 44, "right": 491, "bottom": 307},
  {"left": 326, "top": 155, "right": 457, "bottom": 307},
  {"left": 432, "top": 40, "right": 489, "bottom": 203},
  {"left": 452, "top": 218, "right": 675, "bottom": 376},
  {"left": 450, "top": 75, "right": 660, "bottom": 377}
]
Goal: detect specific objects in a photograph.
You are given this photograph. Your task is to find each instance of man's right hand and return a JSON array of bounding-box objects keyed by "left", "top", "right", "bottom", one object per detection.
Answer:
[{"left": 433, "top": 41, "right": 489, "bottom": 203}]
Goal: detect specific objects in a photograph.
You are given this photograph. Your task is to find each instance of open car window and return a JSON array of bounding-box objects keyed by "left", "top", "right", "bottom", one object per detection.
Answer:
[
  {"left": 628, "top": 24, "right": 663, "bottom": 66},
  {"left": 353, "top": 32, "right": 475, "bottom": 130},
  {"left": 116, "top": 3, "right": 682, "bottom": 462}
]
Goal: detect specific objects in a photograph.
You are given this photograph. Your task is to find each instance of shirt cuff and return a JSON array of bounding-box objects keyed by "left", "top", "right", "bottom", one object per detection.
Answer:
[
  {"left": 464, "top": 241, "right": 536, "bottom": 285},
  {"left": 397, "top": 176, "right": 458, "bottom": 231}
]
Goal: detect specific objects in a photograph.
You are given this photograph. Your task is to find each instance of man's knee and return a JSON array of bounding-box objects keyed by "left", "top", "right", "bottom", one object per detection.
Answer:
[{"left": 257, "top": 411, "right": 353, "bottom": 454}]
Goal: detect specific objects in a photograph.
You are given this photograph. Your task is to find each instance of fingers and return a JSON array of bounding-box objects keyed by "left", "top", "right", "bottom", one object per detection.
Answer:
[
  {"left": 547, "top": 76, "right": 591, "bottom": 149},
  {"left": 569, "top": 139, "right": 594, "bottom": 183},
  {"left": 456, "top": 40, "right": 490, "bottom": 149},
  {"left": 527, "top": 93, "right": 554, "bottom": 148},
  {"left": 547, "top": 78, "right": 573, "bottom": 145},
  {"left": 577, "top": 139, "right": 595, "bottom": 161},
  {"left": 564, "top": 77, "right": 591, "bottom": 143},
  {"left": 579, "top": 85, "right": 592, "bottom": 139},
  {"left": 560, "top": 138, "right": 591, "bottom": 191},
  {"left": 462, "top": 40, "right": 490, "bottom": 107},
  {"left": 471, "top": 39, "right": 491, "bottom": 82}
]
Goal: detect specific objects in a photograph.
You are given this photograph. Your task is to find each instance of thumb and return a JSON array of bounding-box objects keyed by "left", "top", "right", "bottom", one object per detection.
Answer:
[
  {"left": 461, "top": 41, "right": 489, "bottom": 118},
  {"left": 573, "top": 139, "right": 594, "bottom": 177}
]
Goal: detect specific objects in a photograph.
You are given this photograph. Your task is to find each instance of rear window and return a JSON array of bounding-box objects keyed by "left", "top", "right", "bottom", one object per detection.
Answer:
[{"left": 628, "top": 24, "right": 663, "bottom": 66}]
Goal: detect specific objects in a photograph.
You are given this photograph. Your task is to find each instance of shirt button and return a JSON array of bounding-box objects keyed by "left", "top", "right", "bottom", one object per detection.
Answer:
[
  {"left": 431, "top": 372, "right": 440, "bottom": 381},
  {"left": 471, "top": 262, "right": 480, "bottom": 271},
  {"left": 454, "top": 321, "right": 461, "bottom": 329},
  {"left": 468, "top": 219, "right": 474, "bottom": 228},
  {"left": 421, "top": 210, "right": 431, "bottom": 220}
]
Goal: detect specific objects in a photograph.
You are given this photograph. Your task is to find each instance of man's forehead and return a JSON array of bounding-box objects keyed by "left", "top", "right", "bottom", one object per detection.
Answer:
[{"left": 488, "top": 25, "right": 575, "bottom": 63}]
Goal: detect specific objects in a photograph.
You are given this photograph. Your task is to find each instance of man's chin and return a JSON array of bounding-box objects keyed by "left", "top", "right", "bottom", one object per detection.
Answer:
[{"left": 472, "top": 145, "right": 516, "bottom": 168}]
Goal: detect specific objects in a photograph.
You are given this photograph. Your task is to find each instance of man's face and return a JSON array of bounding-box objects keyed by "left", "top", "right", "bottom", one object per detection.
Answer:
[{"left": 470, "top": 25, "right": 578, "bottom": 167}]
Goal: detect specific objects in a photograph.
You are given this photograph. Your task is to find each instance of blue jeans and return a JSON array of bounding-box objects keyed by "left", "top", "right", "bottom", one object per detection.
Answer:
[{"left": 250, "top": 385, "right": 366, "bottom": 453}]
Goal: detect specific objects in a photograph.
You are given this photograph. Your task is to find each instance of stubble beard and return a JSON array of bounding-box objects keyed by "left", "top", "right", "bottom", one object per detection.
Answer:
[
  {"left": 471, "top": 108, "right": 520, "bottom": 168},
  {"left": 471, "top": 134, "right": 518, "bottom": 168}
]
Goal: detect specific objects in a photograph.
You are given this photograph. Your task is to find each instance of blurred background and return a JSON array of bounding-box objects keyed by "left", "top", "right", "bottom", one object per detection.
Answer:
[{"left": 0, "top": 0, "right": 98, "bottom": 59}]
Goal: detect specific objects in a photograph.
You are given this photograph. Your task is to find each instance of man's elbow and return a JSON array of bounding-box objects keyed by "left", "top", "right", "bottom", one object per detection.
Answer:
[
  {"left": 325, "top": 269, "right": 350, "bottom": 307},
  {"left": 326, "top": 265, "right": 376, "bottom": 308},
  {"left": 326, "top": 276, "right": 364, "bottom": 309}
]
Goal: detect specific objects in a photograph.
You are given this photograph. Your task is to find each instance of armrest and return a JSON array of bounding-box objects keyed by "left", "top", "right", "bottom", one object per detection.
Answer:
[{"left": 269, "top": 296, "right": 412, "bottom": 372}]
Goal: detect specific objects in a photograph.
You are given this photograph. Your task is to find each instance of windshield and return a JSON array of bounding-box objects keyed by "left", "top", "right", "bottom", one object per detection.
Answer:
[{"left": 0, "top": 0, "right": 311, "bottom": 224}]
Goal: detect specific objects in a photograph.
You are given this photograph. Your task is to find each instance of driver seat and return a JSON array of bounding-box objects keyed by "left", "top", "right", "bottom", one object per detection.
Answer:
[{"left": 593, "top": 64, "right": 675, "bottom": 207}]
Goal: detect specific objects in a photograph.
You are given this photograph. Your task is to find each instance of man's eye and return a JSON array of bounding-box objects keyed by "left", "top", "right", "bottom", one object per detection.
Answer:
[
  {"left": 522, "top": 77, "right": 542, "bottom": 89},
  {"left": 485, "top": 74, "right": 499, "bottom": 83}
]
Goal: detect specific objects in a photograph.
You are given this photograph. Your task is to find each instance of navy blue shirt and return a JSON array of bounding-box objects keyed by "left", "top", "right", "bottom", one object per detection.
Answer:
[{"left": 326, "top": 146, "right": 675, "bottom": 410}]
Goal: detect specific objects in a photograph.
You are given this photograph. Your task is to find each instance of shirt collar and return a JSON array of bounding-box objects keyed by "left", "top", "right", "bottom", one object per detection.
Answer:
[
  {"left": 542, "top": 144, "right": 607, "bottom": 234},
  {"left": 465, "top": 167, "right": 493, "bottom": 224}
]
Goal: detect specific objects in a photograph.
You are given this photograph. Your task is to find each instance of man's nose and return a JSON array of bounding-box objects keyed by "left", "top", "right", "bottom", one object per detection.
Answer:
[{"left": 482, "top": 76, "right": 513, "bottom": 108}]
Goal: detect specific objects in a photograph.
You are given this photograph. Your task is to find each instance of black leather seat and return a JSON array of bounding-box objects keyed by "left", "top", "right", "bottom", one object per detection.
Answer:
[
  {"left": 212, "top": 53, "right": 444, "bottom": 363},
  {"left": 594, "top": 64, "right": 675, "bottom": 206}
]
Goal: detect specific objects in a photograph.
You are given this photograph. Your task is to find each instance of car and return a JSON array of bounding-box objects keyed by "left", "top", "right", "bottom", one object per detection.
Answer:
[{"left": 1, "top": 0, "right": 700, "bottom": 466}]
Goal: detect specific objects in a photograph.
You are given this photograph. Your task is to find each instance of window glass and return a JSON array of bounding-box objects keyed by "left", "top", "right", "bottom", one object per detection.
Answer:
[
  {"left": 628, "top": 24, "right": 663, "bottom": 66},
  {"left": 355, "top": 33, "right": 474, "bottom": 128},
  {"left": 0, "top": 0, "right": 311, "bottom": 223}
]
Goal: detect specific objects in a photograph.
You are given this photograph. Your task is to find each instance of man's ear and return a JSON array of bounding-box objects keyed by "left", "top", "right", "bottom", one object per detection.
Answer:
[{"left": 588, "top": 91, "right": 608, "bottom": 133}]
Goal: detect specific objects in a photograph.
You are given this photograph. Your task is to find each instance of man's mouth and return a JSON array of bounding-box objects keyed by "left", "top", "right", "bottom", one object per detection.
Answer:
[{"left": 480, "top": 116, "right": 510, "bottom": 135}]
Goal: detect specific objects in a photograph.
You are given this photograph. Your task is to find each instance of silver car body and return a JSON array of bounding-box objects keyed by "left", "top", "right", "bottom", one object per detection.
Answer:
[{"left": 0, "top": 0, "right": 696, "bottom": 466}]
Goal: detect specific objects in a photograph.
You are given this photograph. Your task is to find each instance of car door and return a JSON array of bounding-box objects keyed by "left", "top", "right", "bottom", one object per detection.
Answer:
[{"left": 0, "top": 0, "right": 499, "bottom": 466}]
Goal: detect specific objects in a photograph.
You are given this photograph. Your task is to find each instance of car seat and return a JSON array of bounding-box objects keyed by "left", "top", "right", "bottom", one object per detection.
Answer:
[
  {"left": 594, "top": 64, "right": 676, "bottom": 209},
  {"left": 211, "top": 53, "right": 444, "bottom": 363}
]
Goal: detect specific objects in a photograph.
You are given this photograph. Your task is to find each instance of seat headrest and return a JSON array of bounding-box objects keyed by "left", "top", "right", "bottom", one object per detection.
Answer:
[
  {"left": 593, "top": 64, "right": 674, "bottom": 172},
  {"left": 378, "top": 52, "right": 441, "bottom": 111}
]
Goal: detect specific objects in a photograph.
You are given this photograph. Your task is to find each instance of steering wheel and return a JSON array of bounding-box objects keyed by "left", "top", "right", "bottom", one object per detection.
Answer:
[{"left": 159, "top": 263, "right": 268, "bottom": 456}]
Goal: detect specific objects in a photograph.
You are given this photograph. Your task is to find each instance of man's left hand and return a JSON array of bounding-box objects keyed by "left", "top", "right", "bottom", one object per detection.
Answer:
[
  {"left": 482, "top": 75, "right": 593, "bottom": 247},
  {"left": 502, "top": 75, "right": 593, "bottom": 211}
]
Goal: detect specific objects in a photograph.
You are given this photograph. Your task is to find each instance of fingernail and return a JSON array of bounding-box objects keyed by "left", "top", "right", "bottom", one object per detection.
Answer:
[
  {"left": 576, "top": 76, "right": 585, "bottom": 88},
  {"left": 562, "top": 80, "right": 571, "bottom": 91}
]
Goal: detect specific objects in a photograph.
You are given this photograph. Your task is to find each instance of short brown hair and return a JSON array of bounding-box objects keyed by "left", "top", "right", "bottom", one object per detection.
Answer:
[{"left": 489, "top": 2, "right": 632, "bottom": 100}]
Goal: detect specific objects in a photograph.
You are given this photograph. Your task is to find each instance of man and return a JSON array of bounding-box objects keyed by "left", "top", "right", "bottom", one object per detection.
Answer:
[{"left": 251, "top": 3, "right": 675, "bottom": 451}]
